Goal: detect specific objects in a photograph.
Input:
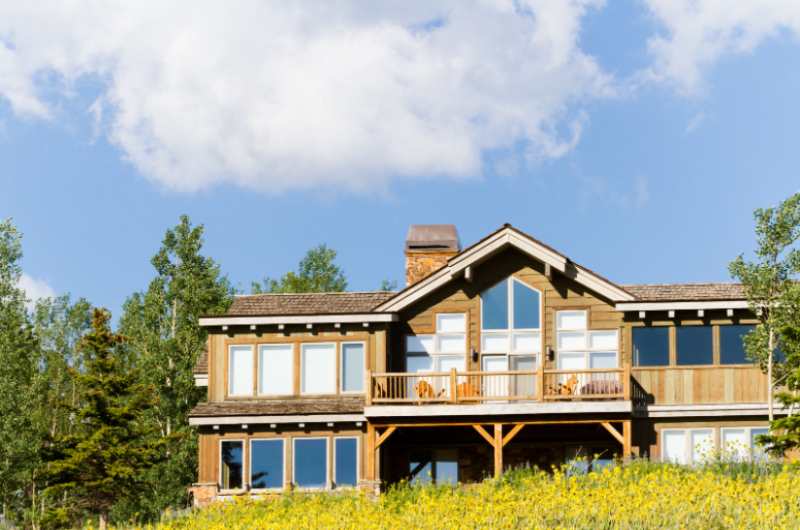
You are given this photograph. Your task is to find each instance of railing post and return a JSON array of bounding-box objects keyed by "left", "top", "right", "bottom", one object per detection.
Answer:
[
  {"left": 365, "top": 368, "right": 372, "bottom": 406},
  {"left": 450, "top": 368, "right": 458, "bottom": 403},
  {"left": 536, "top": 361, "right": 545, "bottom": 401},
  {"left": 623, "top": 363, "right": 631, "bottom": 401}
]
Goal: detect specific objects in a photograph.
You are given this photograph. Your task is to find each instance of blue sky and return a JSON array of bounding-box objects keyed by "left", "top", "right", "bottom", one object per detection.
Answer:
[{"left": 1, "top": 1, "right": 798, "bottom": 317}]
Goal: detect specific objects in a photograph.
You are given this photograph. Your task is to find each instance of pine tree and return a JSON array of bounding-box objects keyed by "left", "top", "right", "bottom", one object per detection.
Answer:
[
  {"left": 43, "top": 309, "right": 163, "bottom": 530},
  {"left": 118, "top": 215, "right": 232, "bottom": 518}
]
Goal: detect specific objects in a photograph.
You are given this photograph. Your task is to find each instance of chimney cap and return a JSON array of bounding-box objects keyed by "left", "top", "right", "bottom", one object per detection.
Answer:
[{"left": 405, "top": 224, "right": 460, "bottom": 252}]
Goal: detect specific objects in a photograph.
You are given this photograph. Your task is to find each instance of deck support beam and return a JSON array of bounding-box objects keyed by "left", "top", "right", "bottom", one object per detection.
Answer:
[
  {"left": 502, "top": 423, "right": 525, "bottom": 447},
  {"left": 493, "top": 424, "right": 503, "bottom": 479},
  {"left": 601, "top": 421, "right": 624, "bottom": 445},
  {"left": 366, "top": 423, "right": 376, "bottom": 482},
  {"left": 375, "top": 426, "right": 396, "bottom": 449},
  {"left": 623, "top": 420, "right": 632, "bottom": 458}
]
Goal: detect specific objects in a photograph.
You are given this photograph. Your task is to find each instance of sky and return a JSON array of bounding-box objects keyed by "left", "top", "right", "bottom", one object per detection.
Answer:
[{"left": 1, "top": 1, "right": 799, "bottom": 317}]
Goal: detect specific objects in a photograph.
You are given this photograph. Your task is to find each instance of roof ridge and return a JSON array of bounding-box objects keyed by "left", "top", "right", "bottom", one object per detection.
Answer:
[{"left": 234, "top": 290, "right": 397, "bottom": 298}]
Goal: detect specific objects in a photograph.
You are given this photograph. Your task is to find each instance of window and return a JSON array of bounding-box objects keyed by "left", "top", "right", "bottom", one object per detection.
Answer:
[
  {"left": 228, "top": 345, "right": 254, "bottom": 396},
  {"left": 405, "top": 313, "right": 466, "bottom": 372},
  {"left": 676, "top": 326, "right": 713, "bottom": 365},
  {"left": 250, "top": 439, "right": 284, "bottom": 490},
  {"left": 633, "top": 327, "right": 669, "bottom": 366},
  {"left": 259, "top": 344, "right": 293, "bottom": 395},
  {"left": 341, "top": 343, "right": 365, "bottom": 393},
  {"left": 301, "top": 343, "right": 337, "bottom": 394},
  {"left": 555, "top": 310, "right": 618, "bottom": 370},
  {"left": 409, "top": 449, "right": 458, "bottom": 485},
  {"left": 220, "top": 440, "right": 244, "bottom": 490},
  {"left": 661, "top": 429, "right": 713, "bottom": 465},
  {"left": 720, "top": 325, "right": 754, "bottom": 365},
  {"left": 565, "top": 445, "right": 616, "bottom": 473},
  {"left": 721, "top": 427, "right": 769, "bottom": 461},
  {"left": 293, "top": 438, "right": 328, "bottom": 489},
  {"left": 480, "top": 278, "right": 541, "bottom": 354},
  {"left": 334, "top": 437, "right": 358, "bottom": 488}
]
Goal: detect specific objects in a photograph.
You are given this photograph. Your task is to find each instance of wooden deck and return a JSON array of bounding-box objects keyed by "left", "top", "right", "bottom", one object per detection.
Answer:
[{"left": 367, "top": 367, "right": 631, "bottom": 405}]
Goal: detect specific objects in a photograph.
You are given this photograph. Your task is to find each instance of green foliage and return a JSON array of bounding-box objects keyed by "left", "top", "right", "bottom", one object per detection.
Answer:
[
  {"left": 730, "top": 192, "right": 800, "bottom": 451},
  {"left": 118, "top": 215, "right": 233, "bottom": 521},
  {"left": 251, "top": 244, "right": 347, "bottom": 293},
  {"left": 379, "top": 279, "right": 397, "bottom": 291},
  {"left": 43, "top": 309, "right": 164, "bottom": 528}
]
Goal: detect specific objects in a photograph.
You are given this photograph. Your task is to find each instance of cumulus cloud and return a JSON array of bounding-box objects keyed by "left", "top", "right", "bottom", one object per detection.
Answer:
[
  {"left": 0, "top": 1, "right": 613, "bottom": 193},
  {"left": 642, "top": 1, "right": 800, "bottom": 95},
  {"left": 18, "top": 273, "right": 56, "bottom": 311}
]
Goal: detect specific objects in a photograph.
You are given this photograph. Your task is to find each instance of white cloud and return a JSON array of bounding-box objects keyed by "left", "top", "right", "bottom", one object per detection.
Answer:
[
  {"left": 0, "top": 1, "right": 613, "bottom": 193},
  {"left": 642, "top": 1, "right": 800, "bottom": 95},
  {"left": 18, "top": 273, "right": 56, "bottom": 311}
]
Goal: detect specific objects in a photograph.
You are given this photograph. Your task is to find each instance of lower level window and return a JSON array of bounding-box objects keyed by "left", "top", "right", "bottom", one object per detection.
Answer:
[
  {"left": 220, "top": 440, "right": 244, "bottom": 490},
  {"left": 294, "top": 438, "right": 328, "bottom": 488},
  {"left": 409, "top": 449, "right": 458, "bottom": 485},
  {"left": 334, "top": 437, "right": 358, "bottom": 487},
  {"left": 250, "top": 439, "right": 284, "bottom": 490},
  {"left": 721, "top": 427, "right": 769, "bottom": 461},
  {"left": 661, "top": 429, "right": 713, "bottom": 465}
]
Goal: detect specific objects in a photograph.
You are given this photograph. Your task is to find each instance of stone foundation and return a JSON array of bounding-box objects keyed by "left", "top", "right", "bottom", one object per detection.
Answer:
[{"left": 189, "top": 482, "right": 219, "bottom": 507}]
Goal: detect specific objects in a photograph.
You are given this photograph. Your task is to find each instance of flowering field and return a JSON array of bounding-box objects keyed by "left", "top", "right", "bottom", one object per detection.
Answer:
[{"left": 142, "top": 462, "right": 800, "bottom": 529}]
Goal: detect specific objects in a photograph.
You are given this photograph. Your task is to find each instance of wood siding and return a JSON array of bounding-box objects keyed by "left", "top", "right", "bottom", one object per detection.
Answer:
[{"left": 632, "top": 366, "right": 767, "bottom": 404}]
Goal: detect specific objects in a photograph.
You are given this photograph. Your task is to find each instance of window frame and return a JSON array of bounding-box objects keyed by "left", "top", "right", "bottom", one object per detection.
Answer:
[
  {"left": 333, "top": 436, "right": 360, "bottom": 489},
  {"left": 339, "top": 341, "right": 367, "bottom": 394},
  {"left": 219, "top": 438, "right": 246, "bottom": 492},
  {"left": 248, "top": 438, "right": 286, "bottom": 492},
  {"left": 719, "top": 324, "right": 755, "bottom": 366},
  {"left": 660, "top": 428, "right": 713, "bottom": 465},
  {"left": 227, "top": 345, "right": 255, "bottom": 398},
  {"left": 257, "top": 343, "right": 295, "bottom": 397},
  {"left": 720, "top": 426, "right": 770, "bottom": 461},
  {"left": 300, "top": 342, "right": 338, "bottom": 396},
  {"left": 405, "top": 312, "right": 468, "bottom": 373},
  {"left": 555, "top": 310, "right": 619, "bottom": 370},
  {"left": 632, "top": 326, "right": 670, "bottom": 367},
  {"left": 479, "top": 278, "right": 543, "bottom": 364},
  {"left": 292, "top": 436, "right": 330, "bottom": 490}
]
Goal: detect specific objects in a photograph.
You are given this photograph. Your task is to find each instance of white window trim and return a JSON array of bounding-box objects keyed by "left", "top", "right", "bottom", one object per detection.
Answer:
[
  {"left": 340, "top": 341, "right": 367, "bottom": 394},
  {"left": 219, "top": 438, "right": 246, "bottom": 492},
  {"left": 292, "top": 436, "right": 330, "bottom": 490},
  {"left": 405, "top": 313, "right": 468, "bottom": 372},
  {"left": 257, "top": 343, "right": 295, "bottom": 397},
  {"left": 300, "top": 342, "right": 338, "bottom": 396},
  {"left": 555, "top": 310, "right": 619, "bottom": 369},
  {"left": 479, "top": 278, "right": 543, "bottom": 358},
  {"left": 660, "top": 428, "right": 714, "bottom": 465},
  {"left": 228, "top": 345, "right": 255, "bottom": 397},
  {"left": 720, "top": 426, "right": 770, "bottom": 461},
  {"left": 248, "top": 438, "right": 286, "bottom": 492},
  {"left": 333, "top": 436, "right": 360, "bottom": 489}
]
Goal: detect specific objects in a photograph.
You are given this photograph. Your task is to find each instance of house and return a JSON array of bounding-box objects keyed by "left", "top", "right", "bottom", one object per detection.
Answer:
[{"left": 189, "top": 224, "right": 772, "bottom": 504}]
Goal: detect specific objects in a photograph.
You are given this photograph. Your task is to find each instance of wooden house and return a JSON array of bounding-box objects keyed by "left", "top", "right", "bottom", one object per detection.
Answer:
[{"left": 189, "top": 224, "right": 771, "bottom": 504}]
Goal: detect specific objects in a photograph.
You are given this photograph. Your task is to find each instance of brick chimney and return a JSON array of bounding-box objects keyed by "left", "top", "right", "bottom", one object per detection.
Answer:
[{"left": 405, "top": 225, "right": 460, "bottom": 286}]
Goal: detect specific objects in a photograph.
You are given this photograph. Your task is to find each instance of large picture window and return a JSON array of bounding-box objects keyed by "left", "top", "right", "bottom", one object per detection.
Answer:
[
  {"left": 720, "top": 325, "right": 755, "bottom": 365},
  {"left": 301, "top": 343, "right": 337, "bottom": 394},
  {"left": 220, "top": 440, "right": 244, "bottom": 490},
  {"left": 661, "top": 429, "right": 713, "bottom": 465},
  {"left": 250, "top": 439, "right": 284, "bottom": 490},
  {"left": 259, "top": 344, "right": 293, "bottom": 396},
  {"left": 294, "top": 438, "right": 328, "bottom": 489},
  {"left": 334, "top": 437, "right": 358, "bottom": 488},
  {"left": 228, "top": 345, "right": 254, "bottom": 396},
  {"left": 676, "top": 326, "right": 713, "bottom": 366},
  {"left": 405, "top": 313, "right": 466, "bottom": 372},
  {"left": 555, "top": 310, "right": 618, "bottom": 370},
  {"left": 721, "top": 427, "right": 769, "bottom": 462},
  {"left": 633, "top": 327, "right": 669, "bottom": 366}
]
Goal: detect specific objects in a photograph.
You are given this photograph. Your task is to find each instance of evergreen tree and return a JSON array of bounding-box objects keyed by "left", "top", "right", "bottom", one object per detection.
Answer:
[
  {"left": 251, "top": 243, "right": 347, "bottom": 293},
  {"left": 118, "top": 215, "right": 232, "bottom": 519},
  {"left": 43, "top": 309, "right": 163, "bottom": 530}
]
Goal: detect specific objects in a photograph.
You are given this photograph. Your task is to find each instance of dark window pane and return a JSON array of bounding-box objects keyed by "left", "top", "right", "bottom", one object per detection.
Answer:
[
  {"left": 720, "top": 325, "right": 754, "bottom": 364},
  {"left": 481, "top": 280, "right": 508, "bottom": 330},
  {"left": 633, "top": 327, "right": 669, "bottom": 366},
  {"left": 513, "top": 280, "right": 540, "bottom": 329},
  {"left": 251, "top": 439, "right": 283, "bottom": 489},
  {"left": 409, "top": 451, "right": 457, "bottom": 485},
  {"left": 676, "top": 326, "right": 713, "bottom": 365},
  {"left": 294, "top": 439, "right": 327, "bottom": 488},
  {"left": 334, "top": 438, "right": 358, "bottom": 487},
  {"left": 221, "top": 440, "right": 243, "bottom": 490},
  {"left": 409, "top": 458, "right": 433, "bottom": 485}
]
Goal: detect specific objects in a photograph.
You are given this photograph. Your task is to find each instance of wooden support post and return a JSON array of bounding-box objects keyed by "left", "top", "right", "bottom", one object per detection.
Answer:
[
  {"left": 493, "top": 424, "right": 503, "bottom": 478},
  {"left": 623, "top": 361, "right": 631, "bottom": 401},
  {"left": 375, "top": 426, "right": 396, "bottom": 449},
  {"left": 366, "top": 423, "right": 376, "bottom": 482},
  {"left": 536, "top": 360, "right": 545, "bottom": 401},
  {"left": 450, "top": 368, "right": 458, "bottom": 403},
  {"left": 365, "top": 369, "right": 372, "bottom": 406},
  {"left": 623, "top": 420, "right": 632, "bottom": 459}
]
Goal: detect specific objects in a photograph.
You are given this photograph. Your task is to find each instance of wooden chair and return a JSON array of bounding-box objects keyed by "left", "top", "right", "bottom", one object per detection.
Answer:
[
  {"left": 456, "top": 381, "right": 479, "bottom": 399},
  {"left": 414, "top": 380, "right": 445, "bottom": 402},
  {"left": 559, "top": 374, "right": 580, "bottom": 396}
]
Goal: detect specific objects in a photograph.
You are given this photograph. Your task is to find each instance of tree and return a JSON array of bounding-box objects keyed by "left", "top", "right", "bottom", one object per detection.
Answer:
[
  {"left": 118, "top": 215, "right": 232, "bottom": 519},
  {"left": 729, "top": 192, "right": 800, "bottom": 425},
  {"left": 379, "top": 279, "right": 397, "bottom": 291},
  {"left": 43, "top": 309, "right": 163, "bottom": 530},
  {"left": 251, "top": 244, "right": 347, "bottom": 293}
]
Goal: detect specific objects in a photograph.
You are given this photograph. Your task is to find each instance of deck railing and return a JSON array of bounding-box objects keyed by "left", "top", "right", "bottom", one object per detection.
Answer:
[{"left": 367, "top": 367, "right": 629, "bottom": 405}]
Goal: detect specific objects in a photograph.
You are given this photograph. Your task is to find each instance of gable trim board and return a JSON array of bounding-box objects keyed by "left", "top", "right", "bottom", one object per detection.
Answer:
[
  {"left": 376, "top": 225, "right": 635, "bottom": 312},
  {"left": 615, "top": 301, "right": 748, "bottom": 312}
]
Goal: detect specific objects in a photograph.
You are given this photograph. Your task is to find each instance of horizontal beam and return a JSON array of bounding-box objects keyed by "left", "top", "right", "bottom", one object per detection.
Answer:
[
  {"left": 616, "top": 300, "right": 748, "bottom": 312},
  {"left": 365, "top": 401, "right": 632, "bottom": 418},
  {"left": 189, "top": 413, "right": 366, "bottom": 426},
  {"left": 372, "top": 418, "right": 632, "bottom": 429},
  {"left": 199, "top": 313, "right": 397, "bottom": 327}
]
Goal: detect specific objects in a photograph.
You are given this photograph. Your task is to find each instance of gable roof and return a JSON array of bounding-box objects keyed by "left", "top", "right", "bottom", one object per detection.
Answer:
[{"left": 376, "top": 224, "right": 636, "bottom": 312}]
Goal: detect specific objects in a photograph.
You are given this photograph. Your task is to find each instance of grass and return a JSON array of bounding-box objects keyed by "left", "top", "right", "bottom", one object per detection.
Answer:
[{"left": 130, "top": 461, "right": 800, "bottom": 529}]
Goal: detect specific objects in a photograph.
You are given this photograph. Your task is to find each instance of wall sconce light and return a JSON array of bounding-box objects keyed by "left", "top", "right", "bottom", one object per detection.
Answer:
[
  {"left": 471, "top": 348, "right": 479, "bottom": 363},
  {"left": 546, "top": 347, "right": 555, "bottom": 362}
]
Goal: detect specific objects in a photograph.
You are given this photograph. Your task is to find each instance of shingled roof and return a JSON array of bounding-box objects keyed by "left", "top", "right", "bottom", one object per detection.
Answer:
[
  {"left": 225, "top": 291, "right": 396, "bottom": 317},
  {"left": 623, "top": 283, "right": 745, "bottom": 302},
  {"left": 190, "top": 397, "right": 365, "bottom": 417},
  {"left": 193, "top": 349, "right": 208, "bottom": 375}
]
